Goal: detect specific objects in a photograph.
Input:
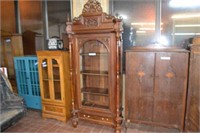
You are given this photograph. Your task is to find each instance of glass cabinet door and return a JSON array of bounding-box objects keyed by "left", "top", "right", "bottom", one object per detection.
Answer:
[
  {"left": 79, "top": 40, "right": 109, "bottom": 110},
  {"left": 41, "top": 59, "right": 50, "bottom": 99},
  {"left": 52, "top": 59, "right": 62, "bottom": 101}
]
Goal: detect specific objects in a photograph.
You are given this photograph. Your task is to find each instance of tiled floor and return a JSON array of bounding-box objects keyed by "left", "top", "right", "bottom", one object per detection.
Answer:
[{"left": 4, "top": 109, "right": 179, "bottom": 133}]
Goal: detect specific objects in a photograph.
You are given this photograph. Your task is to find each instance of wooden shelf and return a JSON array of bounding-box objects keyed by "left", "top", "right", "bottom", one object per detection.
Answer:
[
  {"left": 81, "top": 87, "right": 108, "bottom": 96},
  {"left": 42, "top": 78, "right": 60, "bottom": 81},
  {"left": 80, "top": 70, "right": 108, "bottom": 76},
  {"left": 80, "top": 53, "right": 108, "bottom": 56},
  {"left": 43, "top": 78, "right": 50, "bottom": 81},
  {"left": 82, "top": 101, "right": 109, "bottom": 109},
  {"left": 53, "top": 64, "right": 59, "bottom": 67},
  {"left": 53, "top": 79, "right": 60, "bottom": 82}
]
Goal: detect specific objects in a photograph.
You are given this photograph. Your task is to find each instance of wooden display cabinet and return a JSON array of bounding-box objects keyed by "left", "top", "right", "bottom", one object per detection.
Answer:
[
  {"left": 37, "top": 51, "right": 71, "bottom": 122},
  {"left": 185, "top": 37, "right": 200, "bottom": 132},
  {"left": 125, "top": 46, "right": 189, "bottom": 131},
  {"left": 0, "top": 33, "right": 23, "bottom": 79},
  {"left": 66, "top": 0, "right": 123, "bottom": 132}
]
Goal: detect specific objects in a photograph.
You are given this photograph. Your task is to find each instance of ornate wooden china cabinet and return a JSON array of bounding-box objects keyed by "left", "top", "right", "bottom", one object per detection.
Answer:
[{"left": 66, "top": 0, "right": 123, "bottom": 131}]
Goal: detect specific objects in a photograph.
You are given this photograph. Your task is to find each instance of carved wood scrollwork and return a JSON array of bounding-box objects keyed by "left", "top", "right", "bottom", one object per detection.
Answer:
[
  {"left": 82, "top": 0, "right": 103, "bottom": 14},
  {"left": 73, "top": 17, "right": 81, "bottom": 23},
  {"left": 84, "top": 18, "right": 98, "bottom": 27}
]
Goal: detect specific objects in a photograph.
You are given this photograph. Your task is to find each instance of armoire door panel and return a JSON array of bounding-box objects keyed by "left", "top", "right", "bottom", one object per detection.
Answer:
[
  {"left": 154, "top": 52, "right": 188, "bottom": 127},
  {"left": 185, "top": 45, "right": 200, "bottom": 132},
  {"left": 126, "top": 52, "right": 154, "bottom": 121}
]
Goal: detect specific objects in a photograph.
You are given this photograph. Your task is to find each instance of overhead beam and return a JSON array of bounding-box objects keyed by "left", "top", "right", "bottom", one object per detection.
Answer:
[
  {"left": 42, "top": 0, "right": 49, "bottom": 49},
  {"left": 14, "top": 0, "right": 22, "bottom": 34}
]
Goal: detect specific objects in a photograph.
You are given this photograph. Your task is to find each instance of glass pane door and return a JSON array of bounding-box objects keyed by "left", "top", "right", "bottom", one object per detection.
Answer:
[
  {"left": 79, "top": 40, "right": 109, "bottom": 109},
  {"left": 52, "top": 59, "right": 61, "bottom": 100},
  {"left": 41, "top": 59, "right": 50, "bottom": 99},
  {"left": 16, "top": 59, "right": 29, "bottom": 95}
]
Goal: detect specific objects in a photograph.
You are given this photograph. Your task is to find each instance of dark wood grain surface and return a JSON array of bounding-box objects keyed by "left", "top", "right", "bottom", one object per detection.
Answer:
[
  {"left": 125, "top": 47, "right": 189, "bottom": 131},
  {"left": 185, "top": 41, "right": 200, "bottom": 132}
]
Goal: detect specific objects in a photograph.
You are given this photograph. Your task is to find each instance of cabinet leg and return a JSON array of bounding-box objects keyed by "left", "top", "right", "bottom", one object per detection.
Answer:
[
  {"left": 115, "top": 117, "right": 122, "bottom": 133},
  {"left": 71, "top": 110, "right": 79, "bottom": 128},
  {"left": 72, "top": 118, "right": 78, "bottom": 128},
  {"left": 115, "top": 126, "right": 121, "bottom": 133}
]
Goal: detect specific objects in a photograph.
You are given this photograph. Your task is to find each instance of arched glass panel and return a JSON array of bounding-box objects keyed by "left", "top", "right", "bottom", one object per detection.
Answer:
[
  {"left": 52, "top": 59, "right": 61, "bottom": 100},
  {"left": 41, "top": 59, "right": 50, "bottom": 99},
  {"left": 79, "top": 40, "right": 109, "bottom": 109}
]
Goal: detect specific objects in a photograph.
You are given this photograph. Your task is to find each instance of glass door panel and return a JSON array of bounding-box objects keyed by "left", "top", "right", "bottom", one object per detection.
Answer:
[
  {"left": 52, "top": 59, "right": 61, "bottom": 100},
  {"left": 41, "top": 59, "right": 50, "bottom": 99},
  {"left": 79, "top": 40, "right": 109, "bottom": 109}
]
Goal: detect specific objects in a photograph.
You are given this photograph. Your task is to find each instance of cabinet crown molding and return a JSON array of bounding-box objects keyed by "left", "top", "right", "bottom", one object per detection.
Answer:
[{"left": 82, "top": 0, "right": 103, "bottom": 14}]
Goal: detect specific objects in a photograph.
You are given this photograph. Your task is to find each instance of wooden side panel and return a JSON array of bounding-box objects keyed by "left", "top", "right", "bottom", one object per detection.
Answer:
[
  {"left": 1, "top": 1, "right": 16, "bottom": 33},
  {"left": 22, "top": 31, "right": 44, "bottom": 55},
  {"left": 185, "top": 46, "right": 200, "bottom": 132},
  {"left": 125, "top": 52, "right": 155, "bottom": 122},
  {"left": 12, "top": 35, "right": 24, "bottom": 56},
  {"left": 154, "top": 52, "right": 189, "bottom": 130},
  {"left": 1, "top": 35, "right": 23, "bottom": 79}
]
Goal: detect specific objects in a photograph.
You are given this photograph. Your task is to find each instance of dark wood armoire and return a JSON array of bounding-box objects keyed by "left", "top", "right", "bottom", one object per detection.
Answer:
[
  {"left": 185, "top": 37, "right": 200, "bottom": 132},
  {"left": 125, "top": 46, "right": 189, "bottom": 131},
  {"left": 66, "top": 0, "right": 123, "bottom": 131},
  {"left": 22, "top": 30, "right": 44, "bottom": 55}
]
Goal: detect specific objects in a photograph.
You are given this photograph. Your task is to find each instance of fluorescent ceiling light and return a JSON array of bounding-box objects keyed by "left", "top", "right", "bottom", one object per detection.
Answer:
[
  {"left": 136, "top": 31, "right": 146, "bottom": 33},
  {"left": 171, "top": 33, "right": 200, "bottom": 35},
  {"left": 169, "top": 0, "right": 200, "bottom": 8},
  {"left": 139, "top": 28, "right": 163, "bottom": 31},
  {"left": 131, "top": 22, "right": 163, "bottom": 26},
  {"left": 172, "top": 14, "right": 200, "bottom": 19},
  {"left": 175, "top": 24, "right": 200, "bottom": 27}
]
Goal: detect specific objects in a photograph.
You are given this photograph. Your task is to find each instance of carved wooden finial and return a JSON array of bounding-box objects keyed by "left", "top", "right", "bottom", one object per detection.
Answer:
[{"left": 82, "top": 0, "right": 103, "bottom": 14}]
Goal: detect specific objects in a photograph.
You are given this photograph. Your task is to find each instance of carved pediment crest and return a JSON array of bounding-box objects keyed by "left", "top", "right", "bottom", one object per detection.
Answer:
[{"left": 82, "top": 0, "right": 103, "bottom": 14}]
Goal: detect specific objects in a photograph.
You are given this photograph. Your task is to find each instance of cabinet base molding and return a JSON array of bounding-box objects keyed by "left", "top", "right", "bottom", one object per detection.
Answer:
[
  {"left": 42, "top": 113, "right": 68, "bottom": 122},
  {"left": 71, "top": 112, "right": 122, "bottom": 132},
  {"left": 125, "top": 119, "right": 181, "bottom": 131},
  {"left": 79, "top": 113, "right": 115, "bottom": 126},
  {"left": 42, "top": 104, "right": 70, "bottom": 122}
]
